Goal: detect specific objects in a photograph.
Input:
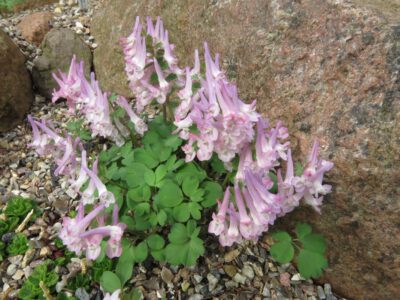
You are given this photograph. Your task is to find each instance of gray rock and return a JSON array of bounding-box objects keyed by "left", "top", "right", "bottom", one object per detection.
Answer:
[
  {"left": 6, "top": 264, "right": 17, "bottom": 276},
  {"left": 233, "top": 273, "right": 246, "bottom": 285},
  {"left": 32, "top": 28, "right": 92, "bottom": 99},
  {"left": 225, "top": 280, "right": 239, "bottom": 289},
  {"left": 188, "top": 294, "right": 203, "bottom": 300},
  {"left": 206, "top": 273, "right": 218, "bottom": 292},
  {"left": 0, "top": 30, "right": 33, "bottom": 132},
  {"left": 242, "top": 264, "right": 255, "bottom": 280},
  {"left": 75, "top": 288, "right": 90, "bottom": 300}
]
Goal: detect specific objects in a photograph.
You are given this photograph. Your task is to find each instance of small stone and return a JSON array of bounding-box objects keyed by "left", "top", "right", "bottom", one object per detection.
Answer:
[
  {"left": 161, "top": 267, "right": 174, "bottom": 285},
  {"left": 279, "top": 272, "right": 291, "bottom": 287},
  {"left": 22, "top": 249, "right": 36, "bottom": 267},
  {"left": 7, "top": 264, "right": 17, "bottom": 276},
  {"left": 91, "top": 43, "right": 98, "bottom": 49},
  {"left": 181, "top": 281, "right": 190, "bottom": 292},
  {"left": 233, "top": 273, "right": 246, "bottom": 285},
  {"left": 39, "top": 246, "right": 51, "bottom": 258},
  {"left": 23, "top": 266, "right": 32, "bottom": 278},
  {"left": 317, "top": 286, "right": 326, "bottom": 299},
  {"left": 207, "top": 273, "right": 219, "bottom": 292},
  {"left": 242, "top": 264, "right": 255, "bottom": 280},
  {"left": 223, "top": 264, "right": 237, "bottom": 278},
  {"left": 224, "top": 249, "right": 240, "bottom": 262},
  {"left": 291, "top": 273, "right": 303, "bottom": 281},
  {"left": 262, "top": 284, "right": 271, "bottom": 297},
  {"left": 193, "top": 274, "right": 203, "bottom": 283},
  {"left": 75, "top": 288, "right": 90, "bottom": 300},
  {"left": 225, "top": 280, "right": 239, "bottom": 289},
  {"left": 188, "top": 294, "right": 203, "bottom": 300},
  {"left": 12, "top": 270, "right": 25, "bottom": 280},
  {"left": 54, "top": 7, "right": 63, "bottom": 14},
  {"left": 75, "top": 21, "right": 84, "bottom": 29},
  {"left": 8, "top": 255, "right": 23, "bottom": 266}
]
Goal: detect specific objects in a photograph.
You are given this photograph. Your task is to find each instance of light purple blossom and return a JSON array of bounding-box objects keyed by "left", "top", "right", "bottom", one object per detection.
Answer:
[{"left": 115, "top": 96, "right": 148, "bottom": 135}]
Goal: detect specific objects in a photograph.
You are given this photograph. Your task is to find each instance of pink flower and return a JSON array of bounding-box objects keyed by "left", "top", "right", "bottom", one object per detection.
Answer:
[
  {"left": 52, "top": 55, "right": 85, "bottom": 112},
  {"left": 115, "top": 96, "right": 147, "bottom": 135},
  {"left": 103, "top": 289, "right": 121, "bottom": 300},
  {"left": 208, "top": 187, "right": 231, "bottom": 235},
  {"left": 82, "top": 159, "right": 115, "bottom": 207},
  {"left": 293, "top": 141, "right": 334, "bottom": 212}
]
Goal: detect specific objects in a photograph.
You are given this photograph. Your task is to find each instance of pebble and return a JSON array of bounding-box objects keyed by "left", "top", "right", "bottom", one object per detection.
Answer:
[
  {"left": 188, "top": 294, "right": 203, "bottom": 300},
  {"left": 8, "top": 255, "right": 23, "bottom": 266},
  {"left": 22, "top": 249, "right": 36, "bottom": 267},
  {"left": 233, "top": 273, "right": 247, "bottom": 285},
  {"left": 262, "top": 284, "right": 271, "bottom": 297},
  {"left": 223, "top": 264, "right": 237, "bottom": 278},
  {"left": 224, "top": 249, "right": 240, "bottom": 263},
  {"left": 206, "top": 273, "right": 219, "bottom": 292},
  {"left": 193, "top": 274, "right": 203, "bottom": 283},
  {"left": 225, "top": 280, "right": 239, "bottom": 289},
  {"left": 318, "top": 285, "right": 326, "bottom": 299},
  {"left": 7, "top": 264, "right": 17, "bottom": 276},
  {"left": 12, "top": 270, "right": 25, "bottom": 281},
  {"left": 75, "top": 288, "right": 90, "bottom": 300},
  {"left": 242, "top": 264, "right": 255, "bottom": 280},
  {"left": 160, "top": 267, "right": 174, "bottom": 285}
]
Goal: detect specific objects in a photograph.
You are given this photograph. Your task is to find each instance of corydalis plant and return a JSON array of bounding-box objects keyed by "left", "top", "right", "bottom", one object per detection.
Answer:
[{"left": 27, "top": 15, "right": 333, "bottom": 296}]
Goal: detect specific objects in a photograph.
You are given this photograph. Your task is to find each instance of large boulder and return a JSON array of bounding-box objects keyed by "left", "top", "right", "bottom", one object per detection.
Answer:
[
  {"left": 32, "top": 28, "right": 92, "bottom": 99},
  {"left": 0, "top": 30, "right": 33, "bottom": 132},
  {"left": 91, "top": 1, "right": 400, "bottom": 299},
  {"left": 17, "top": 12, "right": 54, "bottom": 46}
]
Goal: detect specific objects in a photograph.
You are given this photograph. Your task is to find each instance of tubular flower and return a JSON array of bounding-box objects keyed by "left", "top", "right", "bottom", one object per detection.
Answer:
[
  {"left": 52, "top": 55, "right": 85, "bottom": 112},
  {"left": 60, "top": 204, "right": 125, "bottom": 260},
  {"left": 293, "top": 141, "right": 334, "bottom": 213},
  {"left": 82, "top": 159, "right": 115, "bottom": 207},
  {"left": 115, "top": 96, "right": 148, "bottom": 135},
  {"left": 208, "top": 187, "right": 231, "bottom": 236}
]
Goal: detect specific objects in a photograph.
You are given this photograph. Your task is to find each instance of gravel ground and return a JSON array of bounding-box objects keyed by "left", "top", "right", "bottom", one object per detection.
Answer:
[{"left": 0, "top": 2, "right": 346, "bottom": 299}]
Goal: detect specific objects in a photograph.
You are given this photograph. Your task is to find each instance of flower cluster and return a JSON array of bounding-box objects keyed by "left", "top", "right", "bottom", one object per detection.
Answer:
[
  {"left": 28, "top": 116, "right": 124, "bottom": 260},
  {"left": 120, "top": 17, "right": 334, "bottom": 246},
  {"left": 53, "top": 56, "right": 129, "bottom": 146},
  {"left": 59, "top": 203, "right": 126, "bottom": 260}
]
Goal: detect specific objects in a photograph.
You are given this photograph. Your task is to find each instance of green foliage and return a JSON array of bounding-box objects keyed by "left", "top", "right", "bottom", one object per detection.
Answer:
[
  {"left": 19, "top": 261, "right": 59, "bottom": 300},
  {"left": 95, "top": 116, "right": 224, "bottom": 291},
  {"left": 0, "top": 0, "right": 26, "bottom": 11},
  {"left": 66, "top": 119, "right": 92, "bottom": 141},
  {"left": 270, "top": 223, "right": 328, "bottom": 279},
  {"left": 4, "top": 196, "right": 34, "bottom": 217},
  {"left": 100, "top": 271, "right": 122, "bottom": 293},
  {"left": 7, "top": 233, "right": 28, "bottom": 255}
]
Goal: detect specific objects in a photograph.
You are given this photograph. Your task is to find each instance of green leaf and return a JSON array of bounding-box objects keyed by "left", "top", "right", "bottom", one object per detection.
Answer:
[
  {"left": 125, "top": 163, "right": 152, "bottom": 188},
  {"left": 133, "top": 241, "right": 148, "bottom": 263},
  {"left": 210, "top": 155, "right": 226, "bottom": 174},
  {"left": 127, "top": 185, "right": 151, "bottom": 205},
  {"left": 165, "top": 223, "right": 205, "bottom": 266},
  {"left": 201, "top": 181, "right": 223, "bottom": 208},
  {"left": 164, "top": 134, "right": 182, "bottom": 150},
  {"left": 268, "top": 172, "right": 278, "bottom": 194},
  {"left": 300, "top": 233, "right": 327, "bottom": 254},
  {"left": 147, "top": 234, "right": 165, "bottom": 250},
  {"left": 188, "top": 202, "right": 202, "bottom": 220},
  {"left": 100, "top": 271, "right": 122, "bottom": 293},
  {"left": 155, "top": 181, "right": 183, "bottom": 208},
  {"left": 297, "top": 249, "right": 328, "bottom": 279},
  {"left": 168, "top": 223, "right": 189, "bottom": 244},
  {"left": 157, "top": 210, "right": 168, "bottom": 226},
  {"left": 189, "top": 188, "right": 204, "bottom": 202},
  {"left": 0, "top": 220, "right": 9, "bottom": 236},
  {"left": 144, "top": 169, "right": 156, "bottom": 186},
  {"left": 269, "top": 241, "right": 294, "bottom": 264},
  {"left": 296, "top": 223, "right": 312, "bottom": 239},
  {"left": 116, "top": 244, "right": 135, "bottom": 286},
  {"left": 135, "top": 203, "right": 151, "bottom": 216},
  {"left": 166, "top": 73, "right": 178, "bottom": 82},
  {"left": 155, "top": 164, "right": 167, "bottom": 185},
  {"left": 272, "top": 231, "right": 292, "bottom": 243},
  {"left": 182, "top": 176, "right": 199, "bottom": 197},
  {"left": 173, "top": 203, "right": 190, "bottom": 222},
  {"left": 295, "top": 162, "right": 304, "bottom": 176},
  {"left": 176, "top": 163, "right": 206, "bottom": 185},
  {"left": 134, "top": 148, "right": 159, "bottom": 169},
  {"left": 150, "top": 72, "right": 159, "bottom": 85}
]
